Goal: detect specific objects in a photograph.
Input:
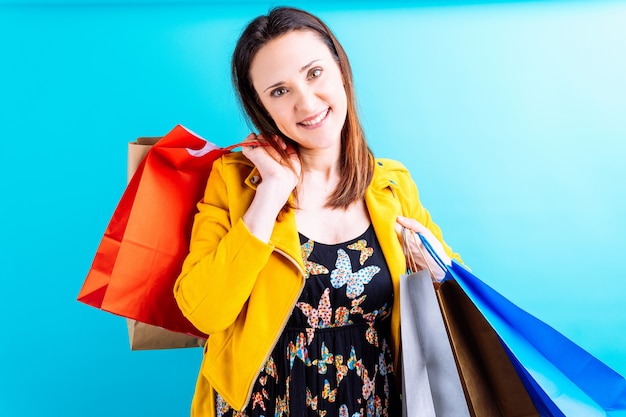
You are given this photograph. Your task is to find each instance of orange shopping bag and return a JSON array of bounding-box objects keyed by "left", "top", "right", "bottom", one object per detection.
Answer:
[{"left": 78, "top": 125, "right": 245, "bottom": 338}]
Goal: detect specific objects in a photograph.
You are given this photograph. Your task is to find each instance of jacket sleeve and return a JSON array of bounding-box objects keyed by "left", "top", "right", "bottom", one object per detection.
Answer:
[
  {"left": 173, "top": 157, "right": 274, "bottom": 335},
  {"left": 386, "top": 159, "right": 463, "bottom": 264}
]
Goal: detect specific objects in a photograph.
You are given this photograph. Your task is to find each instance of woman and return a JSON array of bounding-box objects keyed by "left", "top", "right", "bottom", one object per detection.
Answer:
[{"left": 174, "top": 6, "right": 460, "bottom": 417}]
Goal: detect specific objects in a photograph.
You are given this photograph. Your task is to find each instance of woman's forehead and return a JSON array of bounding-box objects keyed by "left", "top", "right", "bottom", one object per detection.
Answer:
[{"left": 250, "top": 31, "right": 333, "bottom": 86}]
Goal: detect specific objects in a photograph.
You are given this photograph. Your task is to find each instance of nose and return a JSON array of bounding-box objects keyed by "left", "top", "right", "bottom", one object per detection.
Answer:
[{"left": 294, "top": 85, "right": 318, "bottom": 113}]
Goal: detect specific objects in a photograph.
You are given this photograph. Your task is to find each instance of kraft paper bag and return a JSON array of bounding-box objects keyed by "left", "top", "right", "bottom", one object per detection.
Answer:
[
  {"left": 437, "top": 279, "right": 539, "bottom": 417},
  {"left": 77, "top": 126, "right": 252, "bottom": 340},
  {"left": 126, "top": 318, "right": 205, "bottom": 350},
  {"left": 125, "top": 136, "right": 206, "bottom": 350}
]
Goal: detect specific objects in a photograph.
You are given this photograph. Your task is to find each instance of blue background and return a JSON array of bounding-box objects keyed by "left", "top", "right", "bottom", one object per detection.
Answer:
[{"left": 1, "top": 0, "right": 624, "bottom": 415}]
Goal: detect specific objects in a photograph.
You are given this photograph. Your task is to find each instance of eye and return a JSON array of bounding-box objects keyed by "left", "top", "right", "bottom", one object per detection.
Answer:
[
  {"left": 308, "top": 67, "right": 323, "bottom": 80},
  {"left": 270, "top": 87, "right": 288, "bottom": 97}
]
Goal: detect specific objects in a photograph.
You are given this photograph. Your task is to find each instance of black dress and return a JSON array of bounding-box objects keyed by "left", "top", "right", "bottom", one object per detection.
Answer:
[{"left": 216, "top": 224, "right": 401, "bottom": 417}]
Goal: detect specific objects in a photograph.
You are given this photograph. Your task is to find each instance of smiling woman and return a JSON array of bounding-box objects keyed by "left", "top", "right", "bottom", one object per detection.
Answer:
[
  {"left": 173, "top": 6, "right": 460, "bottom": 417},
  {"left": 1, "top": 1, "right": 625, "bottom": 416}
]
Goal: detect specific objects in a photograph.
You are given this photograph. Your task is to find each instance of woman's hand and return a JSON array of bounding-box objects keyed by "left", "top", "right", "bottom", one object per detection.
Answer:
[
  {"left": 241, "top": 133, "right": 301, "bottom": 243},
  {"left": 395, "top": 215, "right": 451, "bottom": 281},
  {"left": 241, "top": 133, "right": 301, "bottom": 200}
]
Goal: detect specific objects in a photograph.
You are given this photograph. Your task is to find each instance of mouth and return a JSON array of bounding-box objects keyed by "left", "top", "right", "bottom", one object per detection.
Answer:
[{"left": 298, "top": 108, "right": 330, "bottom": 128}]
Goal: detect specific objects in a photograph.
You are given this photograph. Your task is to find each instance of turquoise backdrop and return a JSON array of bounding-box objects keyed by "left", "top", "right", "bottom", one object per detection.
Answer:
[{"left": 1, "top": 0, "right": 624, "bottom": 415}]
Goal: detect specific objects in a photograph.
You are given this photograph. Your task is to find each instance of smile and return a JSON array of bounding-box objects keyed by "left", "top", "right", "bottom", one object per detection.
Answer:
[{"left": 298, "top": 108, "right": 330, "bottom": 127}]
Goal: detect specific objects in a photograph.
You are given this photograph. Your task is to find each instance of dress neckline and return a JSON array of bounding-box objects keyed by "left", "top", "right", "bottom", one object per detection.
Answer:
[{"left": 298, "top": 223, "right": 373, "bottom": 247}]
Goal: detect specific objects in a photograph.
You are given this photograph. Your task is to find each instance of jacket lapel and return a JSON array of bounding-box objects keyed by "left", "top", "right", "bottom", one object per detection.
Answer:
[
  {"left": 365, "top": 160, "right": 405, "bottom": 369},
  {"left": 366, "top": 161, "right": 405, "bottom": 281}
]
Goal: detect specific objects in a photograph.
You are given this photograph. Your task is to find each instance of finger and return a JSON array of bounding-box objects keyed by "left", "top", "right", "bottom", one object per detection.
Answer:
[
  {"left": 242, "top": 133, "right": 259, "bottom": 147},
  {"left": 396, "top": 216, "right": 446, "bottom": 253},
  {"left": 394, "top": 222, "right": 402, "bottom": 237},
  {"left": 393, "top": 222, "right": 414, "bottom": 243},
  {"left": 255, "top": 133, "right": 274, "bottom": 144},
  {"left": 396, "top": 215, "right": 428, "bottom": 234},
  {"left": 266, "top": 134, "right": 287, "bottom": 150}
]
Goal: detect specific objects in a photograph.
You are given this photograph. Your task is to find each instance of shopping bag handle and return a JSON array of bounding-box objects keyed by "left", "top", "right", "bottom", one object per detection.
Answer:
[
  {"left": 401, "top": 227, "right": 433, "bottom": 276},
  {"left": 222, "top": 141, "right": 270, "bottom": 152},
  {"left": 416, "top": 232, "right": 450, "bottom": 274},
  {"left": 401, "top": 227, "right": 450, "bottom": 282}
]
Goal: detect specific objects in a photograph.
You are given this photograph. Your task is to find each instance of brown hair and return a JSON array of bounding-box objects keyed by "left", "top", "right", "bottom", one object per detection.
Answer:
[{"left": 232, "top": 6, "right": 374, "bottom": 209}]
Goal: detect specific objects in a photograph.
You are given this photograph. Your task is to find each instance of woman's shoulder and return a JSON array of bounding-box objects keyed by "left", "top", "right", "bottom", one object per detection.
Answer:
[
  {"left": 219, "top": 150, "right": 253, "bottom": 166},
  {"left": 374, "top": 158, "right": 409, "bottom": 173},
  {"left": 208, "top": 151, "right": 255, "bottom": 186},
  {"left": 373, "top": 158, "right": 413, "bottom": 184},
  {"left": 369, "top": 157, "right": 417, "bottom": 198},
  {"left": 212, "top": 150, "right": 254, "bottom": 172}
]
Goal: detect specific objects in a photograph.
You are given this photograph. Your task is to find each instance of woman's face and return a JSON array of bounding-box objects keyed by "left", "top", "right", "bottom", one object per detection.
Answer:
[{"left": 249, "top": 30, "right": 348, "bottom": 151}]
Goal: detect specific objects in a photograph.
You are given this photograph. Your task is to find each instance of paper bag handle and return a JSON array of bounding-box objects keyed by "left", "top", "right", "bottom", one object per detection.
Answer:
[
  {"left": 401, "top": 227, "right": 450, "bottom": 282},
  {"left": 401, "top": 227, "right": 439, "bottom": 280},
  {"left": 417, "top": 232, "right": 449, "bottom": 273}
]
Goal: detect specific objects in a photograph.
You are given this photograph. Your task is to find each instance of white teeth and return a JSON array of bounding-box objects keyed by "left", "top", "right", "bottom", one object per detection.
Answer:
[{"left": 300, "top": 109, "right": 329, "bottom": 126}]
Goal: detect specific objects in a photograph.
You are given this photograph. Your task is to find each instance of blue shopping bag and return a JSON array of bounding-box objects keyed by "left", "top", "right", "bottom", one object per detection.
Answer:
[{"left": 419, "top": 234, "right": 626, "bottom": 416}]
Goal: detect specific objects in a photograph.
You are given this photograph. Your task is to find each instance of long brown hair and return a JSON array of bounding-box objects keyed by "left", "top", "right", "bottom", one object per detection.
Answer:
[{"left": 232, "top": 6, "right": 374, "bottom": 209}]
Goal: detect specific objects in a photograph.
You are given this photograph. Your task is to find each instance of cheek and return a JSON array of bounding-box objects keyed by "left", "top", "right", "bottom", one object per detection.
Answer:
[
  {"left": 259, "top": 106, "right": 293, "bottom": 138},
  {"left": 331, "top": 84, "right": 348, "bottom": 114},
  {"left": 327, "top": 73, "right": 348, "bottom": 106},
  {"left": 265, "top": 103, "right": 293, "bottom": 128},
  {"left": 257, "top": 98, "right": 280, "bottom": 123}
]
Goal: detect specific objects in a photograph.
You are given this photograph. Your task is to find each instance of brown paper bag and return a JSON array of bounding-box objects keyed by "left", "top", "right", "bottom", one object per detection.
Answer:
[
  {"left": 125, "top": 136, "right": 206, "bottom": 350},
  {"left": 437, "top": 279, "right": 539, "bottom": 417},
  {"left": 126, "top": 318, "right": 205, "bottom": 350}
]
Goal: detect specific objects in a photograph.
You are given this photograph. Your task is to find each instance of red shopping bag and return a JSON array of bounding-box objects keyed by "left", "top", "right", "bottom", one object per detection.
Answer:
[{"left": 78, "top": 125, "right": 245, "bottom": 338}]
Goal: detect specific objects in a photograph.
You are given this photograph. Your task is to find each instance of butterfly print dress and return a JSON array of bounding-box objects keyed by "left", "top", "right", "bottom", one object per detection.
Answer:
[{"left": 216, "top": 224, "right": 401, "bottom": 417}]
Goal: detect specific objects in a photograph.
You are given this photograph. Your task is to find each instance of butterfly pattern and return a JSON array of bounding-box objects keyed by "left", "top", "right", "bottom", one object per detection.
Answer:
[
  {"left": 322, "top": 379, "right": 337, "bottom": 403},
  {"left": 302, "top": 239, "right": 330, "bottom": 278},
  {"left": 339, "top": 404, "right": 361, "bottom": 417},
  {"left": 330, "top": 249, "right": 380, "bottom": 299},
  {"left": 306, "top": 387, "right": 318, "bottom": 411},
  {"left": 215, "top": 225, "right": 399, "bottom": 417},
  {"left": 334, "top": 353, "right": 349, "bottom": 385},
  {"left": 312, "top": 342, "right": 334, "bottom": 374},
  {"left": 251, "top": 391, "right": 266, "bottom": 411},
  {"left": 287, "top": 332, "right": 311, "bottom": 369},
  {"left": 264, "top": 356, "right": 277, "bottom": 380},
  {"left": 347, "top": 239, "right": 374, "bottom": 265},
  {"left": 298, "top": 288, "right": 332, "bottom": 328}
]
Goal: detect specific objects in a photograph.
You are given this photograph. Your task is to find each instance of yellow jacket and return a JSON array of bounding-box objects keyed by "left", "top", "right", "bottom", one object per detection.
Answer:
[{"left": 174, "top": 152, "right": 459, "bottom": 416}]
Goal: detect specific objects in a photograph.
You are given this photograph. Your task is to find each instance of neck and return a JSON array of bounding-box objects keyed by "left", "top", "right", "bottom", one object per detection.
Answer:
[
  {"left": 296, "top": 157, "right": 341, "bottom": 208},
  {"left": 299, "top": 144, "right": 341, "bottom": 179},
  {"left": 300, "top": 158, "right": 340, "bottom": 187}
]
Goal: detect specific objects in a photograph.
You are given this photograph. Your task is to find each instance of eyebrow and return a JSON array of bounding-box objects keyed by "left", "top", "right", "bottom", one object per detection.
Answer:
[{"left": 263, "top": 59, "right": 321, "bottom": 93}]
